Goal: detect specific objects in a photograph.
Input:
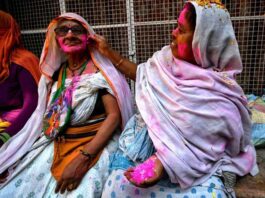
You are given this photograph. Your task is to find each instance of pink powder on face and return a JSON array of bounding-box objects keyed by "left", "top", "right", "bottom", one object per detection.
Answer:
[
  {"left": 57, "top": 34, "right": 87, "bottom": 53},
  {"left": 129, "top": 158, "right": 156, "bottom": 185}
]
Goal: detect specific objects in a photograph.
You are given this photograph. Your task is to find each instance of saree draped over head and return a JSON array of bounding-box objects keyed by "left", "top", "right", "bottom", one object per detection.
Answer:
[
  {"left": 0, "top": 11, "right": 40, "bottom": 83},
  {"left": 0, "top": 12, "right": 133, "bottom": 175},
  {"left": 135, "top": 1, "right": 257, "bottom": 189}
]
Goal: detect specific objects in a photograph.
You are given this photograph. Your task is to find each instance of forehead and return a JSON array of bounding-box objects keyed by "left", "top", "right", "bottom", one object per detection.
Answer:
[
  {"left": 178, "top": 7, "right": 193, "bottom": 30},
  {"left": 57, "top": 19, "right": 83, "bottom": 27}
]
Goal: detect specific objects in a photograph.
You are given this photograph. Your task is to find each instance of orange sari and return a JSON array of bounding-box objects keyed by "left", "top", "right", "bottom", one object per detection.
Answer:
[{"left": 0, "top": 11, "right": 40, "bottom": 83}]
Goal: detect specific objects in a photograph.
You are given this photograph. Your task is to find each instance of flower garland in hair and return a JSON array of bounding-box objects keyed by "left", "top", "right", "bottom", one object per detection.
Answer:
[{"left": 188, "top": 0, "right": 225, "bottom": 9}]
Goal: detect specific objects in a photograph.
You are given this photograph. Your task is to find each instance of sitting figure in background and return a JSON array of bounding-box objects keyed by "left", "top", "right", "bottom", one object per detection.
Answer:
[
  {"left": 0, "top": 11, "right": 40, "bottom": 147},
  {"left": 0, "top": 13, "right": 132, "bottom": 197},
  {"left": 90, "top": 0, "right": 258, "bottom": 197}
]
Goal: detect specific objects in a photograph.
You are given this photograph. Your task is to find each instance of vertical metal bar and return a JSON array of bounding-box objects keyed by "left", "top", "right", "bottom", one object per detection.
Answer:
[
  {"left": 126, "top": 0, "right": 136, "bottom": 98},
  {"left": 59, "top": 0, "right": 66, "bottom": 14}
]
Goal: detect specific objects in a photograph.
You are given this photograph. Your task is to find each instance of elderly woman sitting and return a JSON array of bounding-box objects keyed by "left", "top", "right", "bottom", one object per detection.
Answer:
[
  {"left": 0, "top": 13, "right": 132, "bottom": 197},
  {"left": 90, "top": 0, "right": 258, "bottom": 197}
]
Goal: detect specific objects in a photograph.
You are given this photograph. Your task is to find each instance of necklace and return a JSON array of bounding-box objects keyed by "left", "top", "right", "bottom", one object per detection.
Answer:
[
  {"left": 68, "top": 60, "right": 87, "bottom": 77},
  {"left": 68, "top": 66, "right": 79, "bottom": 77}
]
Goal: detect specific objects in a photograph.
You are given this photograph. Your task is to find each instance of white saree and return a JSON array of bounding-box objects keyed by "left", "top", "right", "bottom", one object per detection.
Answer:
[{"left": 0, "top": 72, "right": 119, "bottom": 198}]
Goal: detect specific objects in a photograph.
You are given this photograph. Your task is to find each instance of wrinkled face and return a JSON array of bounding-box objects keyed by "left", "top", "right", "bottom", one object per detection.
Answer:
[
  {"left": 171, "top": 7, "right": 196, "bottom": 64},
  {"left": 55, "top": 20, "right": 88, "bottom": 54}
]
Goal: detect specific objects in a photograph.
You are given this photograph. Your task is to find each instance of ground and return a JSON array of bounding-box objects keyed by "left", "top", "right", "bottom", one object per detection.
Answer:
[{"left": 235, "top": 148, "right": 265, "bottom": 198}]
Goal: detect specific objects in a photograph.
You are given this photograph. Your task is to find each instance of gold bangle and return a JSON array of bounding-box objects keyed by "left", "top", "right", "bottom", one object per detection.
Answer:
[{"left": 115, "top": 58, "right": 124, "bottom": 68}]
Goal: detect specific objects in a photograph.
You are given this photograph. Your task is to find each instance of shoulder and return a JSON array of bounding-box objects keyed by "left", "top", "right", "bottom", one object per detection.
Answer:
[
  {"left": 9, "top": 62, "right": 27, "bottom": 73},
  {"left": 12, "top": 48, "right": 39, "bottom": 63},
  {"left": 91, "top": 71, "right": 107, "bottom": 82}
]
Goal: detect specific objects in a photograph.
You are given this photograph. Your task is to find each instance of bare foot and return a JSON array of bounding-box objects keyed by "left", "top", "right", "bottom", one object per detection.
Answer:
[{"left": 124, "top": 154, "right": 164, "bottom": 188}]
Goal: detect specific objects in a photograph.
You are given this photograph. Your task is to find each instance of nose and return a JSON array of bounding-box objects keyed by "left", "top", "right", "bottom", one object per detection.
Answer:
[
  {"left": 65, "top": 29, "right": 74, "bottom": 37},
  {"left": 172, "top": 29, "right": 178, "bottom": 38}
]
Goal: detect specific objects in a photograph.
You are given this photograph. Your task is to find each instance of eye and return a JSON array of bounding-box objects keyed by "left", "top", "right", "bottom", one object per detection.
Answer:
[
  {"left": 71, "top": 26, "right": 86, "bottom": 35},
  {"left": 56, "top": 26, "right": 68, "bottom": 34}
]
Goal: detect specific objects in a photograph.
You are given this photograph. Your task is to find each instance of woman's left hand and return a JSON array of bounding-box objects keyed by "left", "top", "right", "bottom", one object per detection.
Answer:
[
  {"left": 87, "top": 34, "right": 111, "bottom": 57},
  {"left": 55, "top": 154, "right": 91, "bottom": 194}
]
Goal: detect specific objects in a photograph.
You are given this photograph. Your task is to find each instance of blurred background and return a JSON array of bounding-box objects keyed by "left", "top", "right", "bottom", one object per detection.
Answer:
[{"left": 0, "top": 0, "right": 264, "bottom": 95}]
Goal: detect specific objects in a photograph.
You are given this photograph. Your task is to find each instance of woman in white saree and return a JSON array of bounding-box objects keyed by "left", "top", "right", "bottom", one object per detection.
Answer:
[{"left": 0, "top": 13, "right": 133, "bottom": 197}]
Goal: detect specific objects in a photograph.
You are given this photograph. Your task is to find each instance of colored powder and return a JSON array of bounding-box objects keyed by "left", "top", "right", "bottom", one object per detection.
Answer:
[
  {"left": 130, "top": 158, "right": 156, "bottom": 185},
  {"left": 57, "top": 34, "right": 87, "bottom": 53}
]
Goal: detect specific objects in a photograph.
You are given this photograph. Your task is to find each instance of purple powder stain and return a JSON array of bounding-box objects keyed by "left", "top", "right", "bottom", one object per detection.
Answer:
[{"left": 134, "top": 188, "right": 140, "bottom": 195}]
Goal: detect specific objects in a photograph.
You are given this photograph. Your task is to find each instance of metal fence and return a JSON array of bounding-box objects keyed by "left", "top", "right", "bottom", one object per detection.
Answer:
[{"left": 1, "top": 0, "right": 265, "bottom": 95}]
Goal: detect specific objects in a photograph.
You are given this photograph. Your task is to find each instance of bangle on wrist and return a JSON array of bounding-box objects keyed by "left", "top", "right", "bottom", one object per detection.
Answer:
[
  {"left": 115, "top": 58, "right": 124, "bottom": 68},
  {"left": 80, "top": 149, "right": 97, "bottom": 161}
]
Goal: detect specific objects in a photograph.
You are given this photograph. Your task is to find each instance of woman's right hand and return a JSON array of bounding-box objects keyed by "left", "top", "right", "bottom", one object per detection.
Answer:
[
  {"left": 55, "top": 154, "right": 92, "bottom": 194},
  {"left": 88, "top": 33, "right": 137, "bottom": 80},
  {"left": 87, "top": 34, "right": 112, "bottom": 57}
]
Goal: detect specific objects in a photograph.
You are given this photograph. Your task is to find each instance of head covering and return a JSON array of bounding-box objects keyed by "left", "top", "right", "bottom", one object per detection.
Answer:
[
  {"left": 0, "top": 11, "right": 40, "bottom": 83},
  {"left": 135, "top": 0, "right": 257, "bottom": 189},
  {"left": 40, "top": 12, "right": 133, "bottom": 127},
  {"left": 190, "top": 0, "right": 242, "bottom": 73},
  {"left": 0, "top": 13, "right": 133, "bottom": 174}
]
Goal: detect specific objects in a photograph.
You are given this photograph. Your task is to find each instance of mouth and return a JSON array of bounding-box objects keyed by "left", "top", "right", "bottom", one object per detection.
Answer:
[
  {"left": 64, "top": 41, "right": 81, "bottom": 46},
  {"left": 63, "top": 38, "right": 82, "bottom": 46}
]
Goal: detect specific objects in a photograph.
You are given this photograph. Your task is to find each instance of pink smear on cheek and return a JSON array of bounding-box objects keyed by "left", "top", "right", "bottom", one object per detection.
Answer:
[
  {"left": 177, "top": 43, "right": 188, "bottom": 57},
  {"left": 57, "top": 37, "right": 70, "bottom": 52},
  {"left": 57, "top": 35, "right": 87, "bottom": 53},
  {"left": 130, "top": 158, "right": 156, "bottom": 185},
  {"left": 78, "top": 34, "right": 87, "bottom": 49}
]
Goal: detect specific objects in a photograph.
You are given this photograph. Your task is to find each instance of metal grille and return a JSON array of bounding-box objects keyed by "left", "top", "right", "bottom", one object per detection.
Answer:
[{"left": 1, "top": 0, "right": 264, "bottom": 95}]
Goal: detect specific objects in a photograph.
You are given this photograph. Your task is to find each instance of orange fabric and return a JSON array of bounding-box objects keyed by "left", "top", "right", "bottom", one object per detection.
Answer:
[
  {"left": 11, "top": 48, "right": 40, "bottom": 84},
  {"left": 51, "top": 119, "right": 104, "bottom": 181},
  {"left": 0, "top": 11, "right": 40, "bottom": 83}
]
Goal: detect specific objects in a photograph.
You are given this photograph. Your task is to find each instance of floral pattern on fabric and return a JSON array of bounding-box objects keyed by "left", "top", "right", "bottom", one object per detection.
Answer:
[
  {"left": 43, "top": 62, "right": 86, "bottom": 139},
  {"left": 102, "top": 170, "right": 233, "bottom": 198}
]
